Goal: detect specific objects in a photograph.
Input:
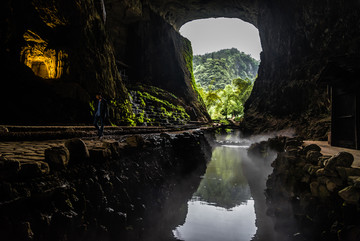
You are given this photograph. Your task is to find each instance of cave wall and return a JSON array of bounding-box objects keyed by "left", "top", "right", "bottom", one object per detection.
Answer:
[
  {"left": 2, "top": 0, "right": 360, "bottom": 131},
  {"left": 1, "top": 0, "right": 130, "bottom": 124},
  {"left": 243, "top": 0, "right": 360, "bottom": 139}
]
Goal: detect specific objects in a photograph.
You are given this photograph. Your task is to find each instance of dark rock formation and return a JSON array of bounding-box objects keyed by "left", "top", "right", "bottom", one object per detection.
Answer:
[
  {"left": 0, "top": 130, "right": 212, "bottom": 241},
  {"left": 263, "top": 137, "right": 360, "bottom": 241},
  {"left": 2, "top": 0, "right": 360, "bottom": 134}
]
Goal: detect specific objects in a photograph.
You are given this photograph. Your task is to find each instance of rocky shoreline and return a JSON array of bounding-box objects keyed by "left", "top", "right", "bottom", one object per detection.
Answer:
[
  {"left": 249, "top": 137, "right": 360, "bottom": 241},
  {"left": 0, "top": 130, "right": 213, "bottom": 241}
]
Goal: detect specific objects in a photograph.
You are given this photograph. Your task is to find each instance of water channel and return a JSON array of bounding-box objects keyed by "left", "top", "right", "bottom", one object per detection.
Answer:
[{"left": 170, "top": 130, "right": 279, "bottom": 241}]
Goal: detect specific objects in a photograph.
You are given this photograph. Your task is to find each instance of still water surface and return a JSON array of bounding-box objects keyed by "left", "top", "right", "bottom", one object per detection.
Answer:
[{"left": 173, "top": 138, "right": 259, "bottom": 241}]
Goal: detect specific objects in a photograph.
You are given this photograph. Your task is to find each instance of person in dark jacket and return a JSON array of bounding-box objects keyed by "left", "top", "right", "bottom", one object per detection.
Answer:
[{"left": 93, "top": 92, "right": 108, "bottom": 139}]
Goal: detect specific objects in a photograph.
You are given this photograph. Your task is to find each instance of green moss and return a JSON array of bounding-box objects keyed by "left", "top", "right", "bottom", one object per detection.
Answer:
[
  {"left": 89, "top": 100, "right": 95, "bottom": 116},
  {"left": 110, "top": 99, "right": 136, "bottom": 126},
  {"left": 182, "top": 37, "right": 205, "bottom": 105}
]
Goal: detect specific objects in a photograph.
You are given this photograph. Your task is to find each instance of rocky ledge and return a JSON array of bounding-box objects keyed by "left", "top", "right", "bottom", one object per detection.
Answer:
[
  {"left": 249, "top": 137, "right": 360, "bottom": 241},
  {"left": 0, "top": 130, "right": 212, "bottom": 241}
]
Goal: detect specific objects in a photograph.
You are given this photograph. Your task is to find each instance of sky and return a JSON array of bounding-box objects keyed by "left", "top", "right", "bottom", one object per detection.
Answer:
[{"left": 179, "top": 18, "right": 262, "bottom": 60}]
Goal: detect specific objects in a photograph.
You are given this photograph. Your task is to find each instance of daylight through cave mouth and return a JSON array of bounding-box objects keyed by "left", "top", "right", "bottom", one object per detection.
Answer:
[{"left": 179, "top": 18, "right": 262, "bottom": 120}]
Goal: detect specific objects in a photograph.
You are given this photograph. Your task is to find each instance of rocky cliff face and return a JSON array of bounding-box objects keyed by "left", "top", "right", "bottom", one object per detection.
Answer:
[
  {"left": 243, "top": 0, "right": 360, "bottom": 139},
  {"left": 2, "top": 0, "right": 359, "bottom": 133}
]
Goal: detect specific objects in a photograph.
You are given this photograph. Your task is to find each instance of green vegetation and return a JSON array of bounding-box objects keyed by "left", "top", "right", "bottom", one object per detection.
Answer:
[
  {"left": 198, "top": 77, "right": 254, "bottom": 120},
  {"left": 193, "top": 48, "right": 259, "bottom": 90},
  {"left": 193, "top": 48, "right": 258, "bottom": 120}
]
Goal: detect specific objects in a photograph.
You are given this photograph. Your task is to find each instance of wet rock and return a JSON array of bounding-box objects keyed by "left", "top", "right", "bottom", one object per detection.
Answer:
[
  {"left": 89, "top": 148, "right": 111, "bottom": 163},
  {"left": 102, "top": 141, "right": 124, "bottom": 158},
  {"left": 318, "top": 155, "right": 331, "bottom": 167},
  {"left": 306, "top": 150, "right": 322, "bottom": 164},
  {"left": 125, "top": 135, "right": 145, "bottom": 148},
  {"left": 336, "top": 167, "right": 360, "bottom": 181},
  {"left": 307, "top": 165, "right": 321, "bottom": 175},
  {"left": 65, "top": 138, "right": 90, "bottom": 163},
  {"left": 324, "top": 152, "right": 354, "bottom": 169},
  {"left": 0, "top": 126, "right": 9, "bottom": 133},
  {"left": 18, "top": 222, "right": 34, "bottom": 240},
  {"left": 324, "top": 178, "right": 343, "bottom": 192},
  {"left": 303, "top": 144, "right": 321, "bottom": 154},
  {"left": 315, "top": 168, "right": 338, "bottom": 177},
  {"left": 45, "top": 146, "right": 70, "bottom": 169},
  {"left": 310, "top": 181, "right": 320, "bottom": 197},
  {"left": 348, "top": 176, "right": 360, "bottom": 189},
  {"left": 19, "top": 161, "right": 50, "bottom": 178},
  {"left": 0, "top": 159, "right": 21, "bottom": 178},
  {"left": 338, "top": 186, "right": 360, "bottom": 204}
]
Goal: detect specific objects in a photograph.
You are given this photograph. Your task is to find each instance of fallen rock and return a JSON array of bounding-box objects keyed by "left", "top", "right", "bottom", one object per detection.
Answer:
[
  {"left": 324, "top": 152, "right": 354, "bottom": 169},
  {"left": 306, "top": 150, "right": 322, "bottom": 164},
  {"left": 125, "top": 135, "right": 145, "bottom": 148},
  {"left": 65, "top": 139, "right": 89, "bottom": 163},
  {"left": 89, "top": 148, "right": 112, "bottom": 163},
  {"left": 336, "top": 167, "right": 360, "bottom": 181},
  {"left": 303, "top": 144, "right": 321, "bottom": 154},
  {"left": 19, "top": 161, "right": 50, "bottom": 178},
  {"left": 102, "top": 141, "right": 125, "bottom": 158},
  {"left": 348, "top": 176, "right": 360, "bottom": 189},
  {"left": 0, "top": 126, "right": 9, "bottom": 133},
  {"left": 310, "top": 181, "right": 320, "bottom": 196},
  {"left": 45, "top": 146, "right": 70, "bottom": 169},
  {"left": 0, "top": 158, "right": 21, "bottom": 178},
  {"left": 338, "top": 186, "right": 360, "bottom": 204},
  {"left": 316, "top": 168, "right": 338, "bottom": 177},
  {"left": 18, "top": 221, "right": 34, "bottom": 241}
]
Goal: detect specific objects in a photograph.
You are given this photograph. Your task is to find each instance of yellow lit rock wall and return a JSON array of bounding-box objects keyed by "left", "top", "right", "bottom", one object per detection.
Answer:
[{"left": 21, "top": 30, "right": 68, "bottom": 79}]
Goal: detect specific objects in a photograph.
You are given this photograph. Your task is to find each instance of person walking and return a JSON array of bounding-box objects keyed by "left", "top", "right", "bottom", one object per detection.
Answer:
[{"left": 93, "top": 92, "right": 108, "bottom": 139}]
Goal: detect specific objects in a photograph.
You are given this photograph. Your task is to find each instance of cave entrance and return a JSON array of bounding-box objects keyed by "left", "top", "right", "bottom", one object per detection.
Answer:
[{"left": 179, "top": 18, "right": 261, "bottom": 121}]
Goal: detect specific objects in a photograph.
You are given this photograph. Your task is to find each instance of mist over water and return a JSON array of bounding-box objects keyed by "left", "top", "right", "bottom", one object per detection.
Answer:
[{"left": 172, "top": 129, "right": 290, "bottom": 241}]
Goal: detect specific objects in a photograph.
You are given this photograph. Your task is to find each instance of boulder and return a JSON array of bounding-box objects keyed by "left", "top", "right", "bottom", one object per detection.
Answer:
[
  {"left": 89, "top": 148, "right": 112, "bottom": 163},
  {"left": 338, "top": 186, "right": 360, "bottom": 204},
  {"left": 0, "top": 158, "right": 21, "bottom": 178},
  {"left": 102, "top": 141, "right": 125, "bottom": 158},
  {"left": 19, "top": 161, "right": 50, "bottom": 178},
  {"left": 64, "top": 139, "right": 89, "bottom": 164},
  {"left": 324, "top": 152, "right": 354, "bottom": 169},
  {"left": 18, "top": 222, "right": 34, "bottom": 241},
  {"left": 306, "top": 150, "right": 322, "bottom": 164},
  {"left": 310, "top": 181, "right": 319, "bottom": 197},
  {"left": 45, "top": 146, "right": 70, "bottom": 169},
  {"left": 336, "top": 167, "right": 360, "bottom": 181},
  {"left": 315, "top": 168, "right": 338, "bottom": 177},
  {"left": 0, "top": 126, "right": 9, "bottom": 133},
  {"left": 125, "top": 135, "right": 145, "bottom": 148},
  {"left": 348, "top": 176, "right": 360, "bottom": 189},
  {"left": 303, "top": 144, "right": 321, "bottom": 154}
]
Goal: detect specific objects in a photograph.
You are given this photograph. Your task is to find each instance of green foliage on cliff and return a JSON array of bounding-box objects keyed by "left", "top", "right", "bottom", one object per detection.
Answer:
[
  {"left": 198, "top": 78, "right": 253, "bottom": 120},
  {"left": 193, "top": 48, "right": 259, "bottom": 90}
]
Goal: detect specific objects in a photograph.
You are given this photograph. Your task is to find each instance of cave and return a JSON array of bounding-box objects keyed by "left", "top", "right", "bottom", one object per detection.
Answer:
[
  {"left": 2, "top": 1, "right": 360, "bottom": 240},
  {"left": 2, "top": 0, "right": 359, "bottom": 139}
]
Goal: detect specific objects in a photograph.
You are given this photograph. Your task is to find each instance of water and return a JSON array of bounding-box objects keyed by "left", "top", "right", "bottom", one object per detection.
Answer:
[{"left": 172, "top": 131, "right": 276, "bottom": 241}]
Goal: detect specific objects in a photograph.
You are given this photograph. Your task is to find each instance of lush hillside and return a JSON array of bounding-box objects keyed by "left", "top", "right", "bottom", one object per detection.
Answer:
[{"left": 193, "top": 48, "right": 259, "bottom": 90}]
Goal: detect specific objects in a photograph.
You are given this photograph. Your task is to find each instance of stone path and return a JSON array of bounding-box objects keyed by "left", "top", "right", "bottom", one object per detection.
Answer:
[
  {"left": 0, "top": 124, "right": 210, "bottom": 166},
  {"left": 303, "top": 140, "right": 360, "bottom": 167},
  {"left": 0, "top": 138, "right": 118, "bottom": 163}
]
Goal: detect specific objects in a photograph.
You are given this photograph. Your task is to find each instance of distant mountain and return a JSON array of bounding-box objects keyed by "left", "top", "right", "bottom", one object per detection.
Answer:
[{"left": 193, "top": 48, "right": 260, "bottom": 90}]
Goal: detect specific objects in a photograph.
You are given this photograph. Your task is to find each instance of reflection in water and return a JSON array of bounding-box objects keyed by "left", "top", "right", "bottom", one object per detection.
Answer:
[{"left": 173, "top": 145, "right": 257, "bottom": 241}]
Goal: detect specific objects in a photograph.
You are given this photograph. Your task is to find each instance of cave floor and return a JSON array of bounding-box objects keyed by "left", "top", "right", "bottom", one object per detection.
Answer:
[{"left": 303, "top": 141, "right": 360, "bottom": 167}]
